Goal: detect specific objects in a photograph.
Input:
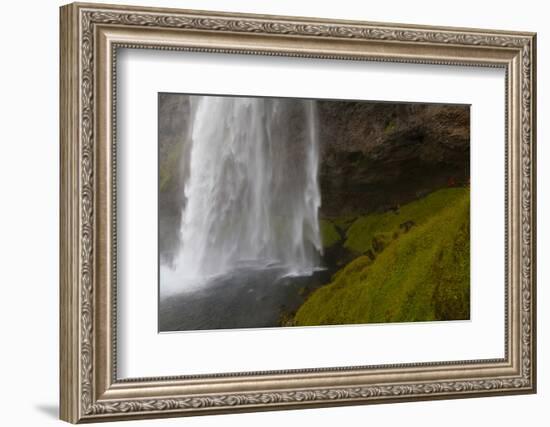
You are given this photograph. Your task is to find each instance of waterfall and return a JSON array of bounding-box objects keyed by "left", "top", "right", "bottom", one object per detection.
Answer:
[{"left": 166, "top": 95, "right": 323, "bottom": 292}]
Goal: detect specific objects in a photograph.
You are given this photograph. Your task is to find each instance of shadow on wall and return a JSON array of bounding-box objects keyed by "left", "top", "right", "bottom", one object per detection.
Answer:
[{"left": 34, "top": 404, "right": 58, "bottom": 419}]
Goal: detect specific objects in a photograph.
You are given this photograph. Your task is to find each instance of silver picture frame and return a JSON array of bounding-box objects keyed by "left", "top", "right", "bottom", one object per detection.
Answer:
[{"left": 60, "top": 2, "right": 537, "bottom": 422}]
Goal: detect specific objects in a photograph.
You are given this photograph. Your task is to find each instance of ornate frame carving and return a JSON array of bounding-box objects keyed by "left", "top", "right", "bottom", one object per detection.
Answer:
[{"left": 60, "top": 2, "right": 536, "bottom": 423}]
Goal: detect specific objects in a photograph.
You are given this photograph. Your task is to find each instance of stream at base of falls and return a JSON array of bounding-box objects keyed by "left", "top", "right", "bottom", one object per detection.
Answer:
[{"left": 159, "top": 267, "right": 332, "bottom": 332}]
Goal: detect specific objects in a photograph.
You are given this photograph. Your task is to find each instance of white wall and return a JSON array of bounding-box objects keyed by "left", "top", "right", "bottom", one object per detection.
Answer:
[{"left": 0, "top": 0, "right": 546, "bottom": 426}]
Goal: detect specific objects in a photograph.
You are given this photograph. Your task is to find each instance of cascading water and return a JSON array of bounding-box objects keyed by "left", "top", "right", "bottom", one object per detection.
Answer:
[{"left": 162, "top": 95, "right": 323, "bottom": 295}]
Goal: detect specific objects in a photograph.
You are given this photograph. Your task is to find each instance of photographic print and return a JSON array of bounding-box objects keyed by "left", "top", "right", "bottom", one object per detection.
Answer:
[{"left": 158, "top": 94, "right": 470, "bottom": 332}]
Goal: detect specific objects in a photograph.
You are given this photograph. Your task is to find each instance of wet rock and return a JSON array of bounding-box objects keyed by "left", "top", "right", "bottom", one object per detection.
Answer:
[{"left": 317, "top": 101, "right": 469, "bottom": 217}]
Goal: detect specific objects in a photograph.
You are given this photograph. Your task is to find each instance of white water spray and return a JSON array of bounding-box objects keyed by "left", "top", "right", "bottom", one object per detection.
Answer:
[{"left": 165, "top": 96, "right": 322, "bottom": 293}]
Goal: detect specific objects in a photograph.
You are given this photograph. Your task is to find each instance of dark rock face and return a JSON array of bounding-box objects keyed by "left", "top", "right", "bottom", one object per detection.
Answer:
[
  {"left": 158, "top": 93, "right": 191, "bottom": 265},
  {"left": 317, "top": 101, "right": 469, "bottom": 216}
]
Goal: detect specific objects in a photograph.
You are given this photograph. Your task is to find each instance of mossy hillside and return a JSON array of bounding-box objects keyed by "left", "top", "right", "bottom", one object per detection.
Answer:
[
  {"left": 294, "top": 188, "right": 470, "bottom": 325},
  {"left": 344, "top": 188, "right": 466, "bottom": 255}
]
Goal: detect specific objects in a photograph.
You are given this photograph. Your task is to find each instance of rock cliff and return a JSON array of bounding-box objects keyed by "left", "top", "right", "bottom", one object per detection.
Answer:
[{"left": 317, "top": 101, "right": 469, "bottom": 216}]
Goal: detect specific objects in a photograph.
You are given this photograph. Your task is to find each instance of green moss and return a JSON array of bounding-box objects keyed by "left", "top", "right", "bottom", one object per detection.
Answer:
[
  {"left": 294, "top": 188, "right": 470, "bottom": 326},
  {"left": 319, "top": 219, "right": 342, "bottom": 249},
  {"left": 159, "top": 142, "right": 184, "bottom": 193},
  {"left": 330, "top": 216, "right": 357, "bottom": 232},
  {"left": 344, "top": 188, "right": 465, "bottom": 254},
  {"left": 384, "top": 119, "right": 396, "bottom": 134}
]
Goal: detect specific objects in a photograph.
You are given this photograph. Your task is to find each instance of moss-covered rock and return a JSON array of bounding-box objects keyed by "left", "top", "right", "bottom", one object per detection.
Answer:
[
  {"left": 319, "top": 219, "right": 342, "bottom": 249},
  {"left": 344, "top": 188, "right": 466, "bottom": 255},
  {"left": 294, "top": 187, "right": 470, "bottom": 326},
  {"left": 159, "top": 141, "right": 184, "bottom": 193}
]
